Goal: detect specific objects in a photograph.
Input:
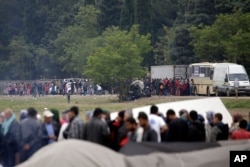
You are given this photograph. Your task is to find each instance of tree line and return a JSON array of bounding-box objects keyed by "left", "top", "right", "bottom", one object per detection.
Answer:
[{"left": 0, "top": 0, "right": 250, "bottom": 80}]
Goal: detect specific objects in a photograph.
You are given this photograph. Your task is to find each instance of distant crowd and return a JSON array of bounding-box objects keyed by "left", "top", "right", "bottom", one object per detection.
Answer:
[
  {"left": 1, "top": 105, "right": 250, "bottom": 167},
  {"left": 2, "top": 79, "right": 103, "bottom": 97},
  {"left": 151, "top": 78, "right": 193, "bottom": 96}
]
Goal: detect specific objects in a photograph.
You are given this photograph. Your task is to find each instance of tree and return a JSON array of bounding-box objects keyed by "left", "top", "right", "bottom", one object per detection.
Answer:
[
  {"left": 84, "top": 25, "right": 151, "bottom": 101},
  {"left": 53, "top": 5, "right": 100, "bottom": 77},
  {"left": 8, "top": 36, "right": 33, "bottom": 79},
  {"left": 189, "top": 12, "right": 250, "bottom": 65},
  {"left": 98, "top": 0, "right": 122, "bottom": 31},
  {"left": 170, "top": 25, "right": 196, "bottom": 64},
  {"left": 153, "top": 26, "right": 175, "bottom": 65},
  {"left": 189, "top": 25, "right": 224, "bottom": 62}
]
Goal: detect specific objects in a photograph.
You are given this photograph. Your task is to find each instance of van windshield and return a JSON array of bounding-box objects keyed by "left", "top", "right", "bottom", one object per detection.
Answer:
[{"left": 228, "top": 74, "right": 249, "bottom": 81}]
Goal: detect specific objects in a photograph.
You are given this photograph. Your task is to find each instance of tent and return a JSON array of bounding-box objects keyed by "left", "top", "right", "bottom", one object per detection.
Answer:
[
  {"left": 110, "top": 97, "right": 232, "bottom": 126},
  {"left": 17, "top": 139, "right": 250, "bottom": 167}
]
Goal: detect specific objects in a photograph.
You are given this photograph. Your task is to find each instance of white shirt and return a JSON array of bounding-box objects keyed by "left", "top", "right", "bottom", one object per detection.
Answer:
[
  {"left": 58, "top": 123, "right": 69, "bottom": 141},
  {"left": 149, "top": 114, "right": 166, "bottom": 142}
]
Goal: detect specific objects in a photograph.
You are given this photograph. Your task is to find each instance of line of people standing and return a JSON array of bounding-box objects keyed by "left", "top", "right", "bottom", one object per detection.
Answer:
[
  {"left": 152, "top": 78, "right": 193, "bottom": 96},
  {"left": 1, "top": 105, "right": 250, "bottom": 167}
]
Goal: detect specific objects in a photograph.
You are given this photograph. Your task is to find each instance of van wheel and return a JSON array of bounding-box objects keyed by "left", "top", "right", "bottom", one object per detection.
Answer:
[
  {"left": 226, "top": 89, "right": 230, "bottom": 97},
  {"left": 194, "top": 87, "right": 198, "bottom": 96},
  {"left": 207, "top": 88, "right": 210, "bottom": 96}
]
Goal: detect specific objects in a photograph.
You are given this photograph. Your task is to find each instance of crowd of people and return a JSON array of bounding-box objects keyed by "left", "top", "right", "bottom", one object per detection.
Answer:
[
  {"left": 151, "top": 78, "right": 193, "bottom": 96},
  {"left": 1, "top": 106, "right": 250, "bottom": 167},
  {"left": 2, "top": 79, "right": 102, "bottom": 97}
]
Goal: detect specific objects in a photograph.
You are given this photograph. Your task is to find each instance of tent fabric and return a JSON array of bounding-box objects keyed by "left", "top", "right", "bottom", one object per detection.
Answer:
[
  {"left": 120, "top": 141, "right": 220, "bottom": 156},
  {"left": 125, "top": 141, "right": 250, "bottom": 167},
  {"left": 17, "top": 139, "right": 250, "bottom": 167},
  {"left": 17, "top": 140, "right": 126, "bottom": 167}
]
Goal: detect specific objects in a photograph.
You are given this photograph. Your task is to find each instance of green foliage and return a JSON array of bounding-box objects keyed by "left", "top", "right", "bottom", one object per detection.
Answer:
[
  {"left": 8, "top": 36, "right": 33, "bottom": 79},
  {"left": 84, "top": 25, "right": 151, "bottom": 100},
  {"left": 153, "top": 26, "right": 175, "bottom": 65},
  {"left": 53, "top": 5, "right": 100, "bottom": 76},
  {"left": 189, "top": 12, "right": 250, "bottom": 64},
  {"left": 98, "top": 0, "right": 122, "bottom": 31},
  {"left": 1, "top": 0, "right": 250, "bottom": 79}
]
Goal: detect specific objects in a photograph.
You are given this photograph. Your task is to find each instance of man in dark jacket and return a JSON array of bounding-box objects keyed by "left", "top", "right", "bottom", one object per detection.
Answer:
[
  {"left": 166, "top": 109, "right": 188, "bottom": 142},
  {"left": 125, "top": 117, "right": 138, "bottom": 142},
  {"left": 83, "top": 108, "right": 110, "bottom": 146},
  {"left": 210, "top": 113, "right": 229, "bottom": 142},
  {"left": 108, "top": 110, "right": 126, "bottom": 151},
  {"left": 138, "top": 112, "right": 157, "bottom": 142},
  {"left": 63, "top": 106, "right": 84, "bottom": 139},
  {"left": 187, "top": 110, "right": 205, "bottom": 142},
  {"left": 41, "top": 110, "right": 60, "bottom": 147},
  {"left": 0, "top": 112, "right": 4, "bottom": 163},
  {"left": 1, "top": 109, "right": 20, "bottom": 167},
  {"left": 20, "top": 107, "right": 42, "bottom": 163}
]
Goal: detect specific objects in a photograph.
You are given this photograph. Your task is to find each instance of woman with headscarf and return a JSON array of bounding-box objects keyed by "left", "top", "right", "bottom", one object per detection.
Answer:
[
  {"left": 205, "top": 111, "right": 214, "bottom": 143},
  {"left": 20, "top": 109, "right": 28, "bottom": 121}
]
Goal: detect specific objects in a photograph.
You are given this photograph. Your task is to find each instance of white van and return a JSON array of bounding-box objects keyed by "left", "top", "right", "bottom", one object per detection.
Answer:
[{"left": 213, "top": 63, "right": 250, "bottom": 96}]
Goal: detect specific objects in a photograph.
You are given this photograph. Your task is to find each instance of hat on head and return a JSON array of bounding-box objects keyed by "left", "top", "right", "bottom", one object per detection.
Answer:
[{"left": 43, "top": 110, "right": 54, "bottom": 117}]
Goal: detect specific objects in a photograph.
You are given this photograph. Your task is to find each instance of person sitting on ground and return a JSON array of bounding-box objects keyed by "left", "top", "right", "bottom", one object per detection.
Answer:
[
  {"left": 187, "top": 110, "right": 205, "bottom": 142},
  {"left": 138, "top": 112, "right": 157, "bottom": 142},
  {"left": 231, "top": 119, "right": 250, "bottom": 140},
  {"left": 166, "top": 109, "right": 188, "bottom": 142},
  {"left": 209, "top": 113, "right": 229, "bottom": 142}
]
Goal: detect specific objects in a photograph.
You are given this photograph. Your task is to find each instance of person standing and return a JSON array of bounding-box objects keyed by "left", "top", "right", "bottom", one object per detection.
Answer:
[
  {"left": 67, "top": 90, "right": 71, "bottom": 103},
  {"left": 0, "top": 112, "right": 4, "bottom": 163},
  {"left": 83, "top": 108, "right": 110, "bottom": 146},
  {"left": 63, "top": 106, "right": 84, "bottom": 140},
  {"left": 209, "top": 113, "right": 229, "bottom": 142},
  {"left": 234, "top": 77, "right": 239, "bottom": 98},
  {"left": 1, "top": 109, "right": 20, "bottom": 167},
  {"left": 231, "top": 119, "right": 250, "bottom": 140},
  {"left": 125, "top": 117, "right": 138, "bottom": 142},
  {"left": 20, "top": 107, "right": 42, "bottom": 162},
  {"left": 166, "top": 109, "right": 188, "bottom": 142},
  {"left": 109, "top": 110, "right": 126, "bottom": 151},
  {"left": 137, "top": 112, "right": 157, "bottom": 142},
  {"left": 187, "top": 110, "right": 205, "bottom": 142},
  {"left": 41, "top": 110, "right": 60, "bottom": 147},
  {"left": 148, "top": 105, "right": 167, "bottom": 142},
  {"left": 205, "top": 111, "right": 214, "bottom": 143}
]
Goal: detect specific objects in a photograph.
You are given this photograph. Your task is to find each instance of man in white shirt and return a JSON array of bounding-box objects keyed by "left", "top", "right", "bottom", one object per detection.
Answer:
[{"left": 148, "top": 105, "right": 167, "bottom": 142}]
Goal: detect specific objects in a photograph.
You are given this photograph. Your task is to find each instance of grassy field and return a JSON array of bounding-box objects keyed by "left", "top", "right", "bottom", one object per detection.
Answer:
[{"left": 0, "top": 95, "right": 249, "bottom": 119}]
